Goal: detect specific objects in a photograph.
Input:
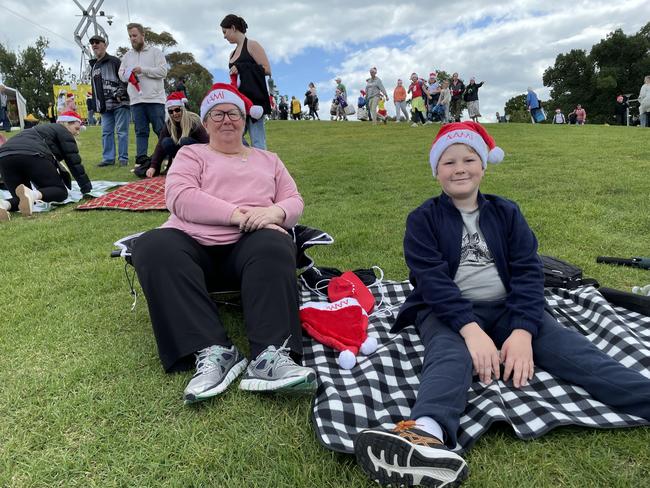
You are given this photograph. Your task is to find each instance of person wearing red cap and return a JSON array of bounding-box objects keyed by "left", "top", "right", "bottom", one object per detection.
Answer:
[
  {"left": 144, "top": 92, "right": 209, "bottom": 177},
  {"left": 132, "top": 82, "right": 315, "bottom": 404},
  {"left": 0, "top": 111, "right": 91, "bottom": 221},
  {"left": 354, "top": 122, "right": 650, "bottom": 486},
  {"left": 64, "top": 92, "right": 77, "bottom": 112}
]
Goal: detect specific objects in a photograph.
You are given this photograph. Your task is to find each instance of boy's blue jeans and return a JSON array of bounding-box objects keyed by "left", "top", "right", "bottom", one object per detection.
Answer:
[{"left": 412, "top": 300, "right": 650, "bottom": 448}]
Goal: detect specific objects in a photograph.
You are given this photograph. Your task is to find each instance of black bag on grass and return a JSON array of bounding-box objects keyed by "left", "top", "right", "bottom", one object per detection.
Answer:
[{"left": 540, "top": 255, "right": 599, "bottom": 289}]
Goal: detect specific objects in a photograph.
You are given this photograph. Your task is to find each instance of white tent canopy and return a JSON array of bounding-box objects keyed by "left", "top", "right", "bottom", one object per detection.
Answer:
[{"left": 1, "top": 85, "right": 27, "bottom": 130}]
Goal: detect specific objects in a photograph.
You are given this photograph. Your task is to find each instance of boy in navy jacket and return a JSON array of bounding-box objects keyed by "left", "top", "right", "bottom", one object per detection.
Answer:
[{"left": 354, "top": 122, "right": 650, "bottom": 487}]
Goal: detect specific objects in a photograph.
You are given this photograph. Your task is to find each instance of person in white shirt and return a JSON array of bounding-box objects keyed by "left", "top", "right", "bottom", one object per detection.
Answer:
[{"left": 118, "top": 23, "right": 168, "bottom": 160}]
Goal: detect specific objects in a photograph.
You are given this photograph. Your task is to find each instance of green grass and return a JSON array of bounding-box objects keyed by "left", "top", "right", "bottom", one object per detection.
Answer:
[{"left": 1, "top": 122, "right": 649, "bottom": 487}]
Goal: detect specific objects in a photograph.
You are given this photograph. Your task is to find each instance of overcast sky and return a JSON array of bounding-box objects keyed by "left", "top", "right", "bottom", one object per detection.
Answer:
[{"left": 1, "top": 0, "right": 648, "bottom": 121}]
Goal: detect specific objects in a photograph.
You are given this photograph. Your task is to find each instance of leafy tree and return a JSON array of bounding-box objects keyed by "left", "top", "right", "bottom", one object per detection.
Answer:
[
  {"left": 165, "top": 51, "right": 213, "bottom": 113},
  {"left": 0, "top": 37, "right": 66, "bottom": 116}
]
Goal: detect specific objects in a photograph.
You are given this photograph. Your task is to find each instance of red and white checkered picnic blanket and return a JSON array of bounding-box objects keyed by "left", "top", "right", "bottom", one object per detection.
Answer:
[{"left": 77, "top": 176, "right": 167, "bottom": 211}]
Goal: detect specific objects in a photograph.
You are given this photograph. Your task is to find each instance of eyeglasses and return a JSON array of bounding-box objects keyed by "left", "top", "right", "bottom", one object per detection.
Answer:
[
  {"left": 167, "top": 108, "right": 182, "bottom": 115},
  {"left": 208, "top": 109, "right": 243, "bottom": 122}
]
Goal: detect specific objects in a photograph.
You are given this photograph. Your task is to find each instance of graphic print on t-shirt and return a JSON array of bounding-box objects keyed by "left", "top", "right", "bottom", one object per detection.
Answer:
[{"left": 460, "top": 231, "right": 493, "bottom": 265}]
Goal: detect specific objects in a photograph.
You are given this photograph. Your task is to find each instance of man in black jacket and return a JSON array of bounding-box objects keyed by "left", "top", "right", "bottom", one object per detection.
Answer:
[{"left": 89, "top": 35, "right": 131, "bottom": 167}]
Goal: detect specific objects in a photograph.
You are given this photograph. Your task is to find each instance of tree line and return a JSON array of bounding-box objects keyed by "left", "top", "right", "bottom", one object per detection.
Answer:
[{"left": 505, "top": 22, "right": 650, "bottom": 124}]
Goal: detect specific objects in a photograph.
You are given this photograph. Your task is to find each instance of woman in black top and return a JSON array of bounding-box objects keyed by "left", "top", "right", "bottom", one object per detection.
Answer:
[
  {"left": 0, "top": 111, "right": 91, "bottom": 221},
  {"left": 220, "top": 14, "right": 272, "bottom": 149}
]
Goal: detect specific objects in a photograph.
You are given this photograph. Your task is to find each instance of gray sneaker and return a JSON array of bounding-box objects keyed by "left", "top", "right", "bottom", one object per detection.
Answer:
[
  {"left": 183, "top": 345, "right": 248, "bottom": 404},
  {"left": 239, "top": 341, "right": 317, "bottom": 393}
]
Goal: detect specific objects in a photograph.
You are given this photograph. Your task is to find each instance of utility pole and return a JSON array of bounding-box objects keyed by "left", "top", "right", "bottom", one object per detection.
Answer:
[{"left": 72, "top": 0, "right": 114, "bottom": 83}]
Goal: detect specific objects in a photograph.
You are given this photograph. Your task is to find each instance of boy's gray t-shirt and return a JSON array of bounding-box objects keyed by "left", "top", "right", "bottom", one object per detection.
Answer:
[{"left": 453, "top": 208, "right": 507, "bottom": 301}]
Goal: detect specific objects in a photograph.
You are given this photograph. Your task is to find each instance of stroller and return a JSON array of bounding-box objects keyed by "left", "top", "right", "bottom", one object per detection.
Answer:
[
  {"left": 429, "top": 104, "right": 446, "bottom": 122},
  {"left": 330, "top": 99, "right": 339, "bottom": 120}
]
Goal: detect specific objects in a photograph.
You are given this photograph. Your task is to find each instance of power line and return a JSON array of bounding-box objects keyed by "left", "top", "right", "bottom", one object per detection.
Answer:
[
  {"left": 1, "top": 3, "right": 77, "bottom": 46},
  {"left": 125, "top": 0, "right": 131, "bottom": 22}
]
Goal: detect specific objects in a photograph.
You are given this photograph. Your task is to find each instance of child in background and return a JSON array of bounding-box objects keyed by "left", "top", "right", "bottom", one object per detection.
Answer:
[
  {"left": 436, "top": 80, "right": 451, "bottom": 123},
  {"left": 354, "top": 121, "right": 650, "bottom": 487},
  {"left": 376, "top": 95, "right": 388, "bottom": 124},
  {"left": 408, "top": 72, "right": 430, "bottom": 127},
  {"left": 65, "top": 93, "right": 77, "bottom": 112},
  {"left": 552, "top": 108, "right": 566, "bottom": 124}
]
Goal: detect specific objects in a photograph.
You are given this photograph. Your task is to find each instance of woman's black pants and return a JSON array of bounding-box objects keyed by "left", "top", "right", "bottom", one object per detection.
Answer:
[
  {"left": 0, "top": 154, "right": 68, "bottom": 210},
  {"left": 132, "top": 227, "right": 302, "bottom": 373}
]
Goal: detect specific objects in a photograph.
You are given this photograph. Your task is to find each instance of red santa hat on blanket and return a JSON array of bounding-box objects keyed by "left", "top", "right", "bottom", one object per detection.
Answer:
[
  {"left": 166, "top": 91, "right": 187, "bottom": 108},
  {"left": 200, "top": 83, "right": 263, "bottom": 121},
  {"left": 57, "top": 111, "right": 83, "bottom": 123},
  {"left": 299, "top": 271, "right": 378, "bottom": 369},
  {"left": 429, "top": 121, "right": 504, "bottom": 175},
  {"left": 300, "top": 298, "right": 378, "bottom": 369}
]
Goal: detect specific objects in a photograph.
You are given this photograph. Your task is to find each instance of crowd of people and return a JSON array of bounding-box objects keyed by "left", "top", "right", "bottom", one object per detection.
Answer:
[
  {"left": 277, "top": 69, "right": 487, "bottom": 126},
  {"left": 1, "top": 13, "right": 650, "bottom": 488}
]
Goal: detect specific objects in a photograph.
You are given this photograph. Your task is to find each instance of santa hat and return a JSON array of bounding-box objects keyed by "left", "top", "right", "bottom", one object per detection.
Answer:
[
  {"left": 123, "top": 68, "right": 142, "bottom": 95},
  {"left": 328, "top": 271, "right": 375, "bottom": 314},
  {"left": 57, "top": 111, "right": 83, "bottom": 123},
  {"left": 429, "top": 121, "right": 504, "bottom": 175},
  {"left": 66, "top": 93, "right": 75, "bottom": 99},
  {"left": 166, "top": 91, "right": 187, "bottom": 108},
  {"left": 199, "top": 82, "right": 263, "bottom": 121},
  {"left": 299, "top": 297, "right": 378, "bottom": 369}
]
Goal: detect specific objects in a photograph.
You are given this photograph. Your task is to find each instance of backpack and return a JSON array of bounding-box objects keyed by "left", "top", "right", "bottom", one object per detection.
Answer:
[{"left": 540, "top": 255, "right": 599, "bottom": 289}]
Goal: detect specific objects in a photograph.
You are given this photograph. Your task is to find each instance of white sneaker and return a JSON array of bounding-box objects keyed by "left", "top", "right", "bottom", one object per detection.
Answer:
[
  {"left": 239, "top": 339, "right": 316, "bottom": 393},
  {"left": 16, "top": 185, "right": 35, "bottom": 217},
  {"left": 410, "top": 123, "right": 418, "bottom": 128},
  {"left": 183, "top": 345, "right": 248, "bottom": 404}
]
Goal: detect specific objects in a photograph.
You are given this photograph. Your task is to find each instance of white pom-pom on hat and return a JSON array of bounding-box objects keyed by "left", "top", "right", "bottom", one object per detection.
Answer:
[
  {"left": 248, "top": 105, "right": 263, "bottom": 120},
  {"left": 359, "top": 336, "right": 378, "bottom": 356},
  {"left": 487, "top": 146, "right": 504, "bottom": 164},
  {"left": 338, "top": 350, "right": 357, "bottom": 369}
]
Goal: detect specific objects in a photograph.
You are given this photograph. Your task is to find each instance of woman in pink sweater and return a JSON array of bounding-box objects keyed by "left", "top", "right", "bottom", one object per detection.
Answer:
[{"left": 133, "top": 83, "right": 316, "bottom": 404}]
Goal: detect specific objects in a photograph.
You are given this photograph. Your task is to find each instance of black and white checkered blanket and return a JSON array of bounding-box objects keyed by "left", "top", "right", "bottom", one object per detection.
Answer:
[{"left": 300, "top": 281, "right": 650, "bottom": 454}]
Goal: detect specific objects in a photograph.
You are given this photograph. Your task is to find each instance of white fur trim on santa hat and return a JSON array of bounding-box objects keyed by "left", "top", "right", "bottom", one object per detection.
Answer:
[
  {"left": 56, "top": 111, "right": 82, "bottom": 123},
  {"left": 429, "top": 129, "right": 504, "bottom": 175},
  {"left": 200, "top": 88, "right": 245, "bottom": 120}
]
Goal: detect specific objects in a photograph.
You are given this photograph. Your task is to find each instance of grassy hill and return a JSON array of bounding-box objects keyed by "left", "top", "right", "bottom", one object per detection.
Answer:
[{"left": 1, "top": 121, "right": 649, "bottom": 487}]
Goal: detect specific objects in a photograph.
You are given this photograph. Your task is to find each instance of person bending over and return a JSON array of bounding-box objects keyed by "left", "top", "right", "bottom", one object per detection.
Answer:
[{"left": 0, "top": 111, "right": 91, "bottom": 221}]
